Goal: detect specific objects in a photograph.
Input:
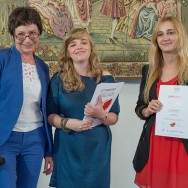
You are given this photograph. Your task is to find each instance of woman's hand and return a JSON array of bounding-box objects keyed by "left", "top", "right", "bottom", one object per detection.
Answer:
[
  {"left": 43, "top": 157, "right": 53, "bottom": 175},
  {"left": 84, "top": 95, "right": 106, "bottom": 119},
  {"left": 143, "top": 99, "right": 163, "bottom": 117},
  {"left": 66, "top": 119, "right": 93, "bottom": 132},
  {"left": 48, "top": 114, "right": 92, "bottom": 132},
  {"left": 84, "top": 96, "right": 119, "bottom": 126}
]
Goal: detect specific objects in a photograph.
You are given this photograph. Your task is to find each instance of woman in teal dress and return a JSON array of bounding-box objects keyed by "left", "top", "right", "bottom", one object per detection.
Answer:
[{"left": 47, "top": 28, "right": 120, "bottom": 188}]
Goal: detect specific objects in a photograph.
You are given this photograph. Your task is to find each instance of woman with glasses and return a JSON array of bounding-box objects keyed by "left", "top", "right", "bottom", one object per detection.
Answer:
[{"left": 0, "top": 7, "right": 53, "bottom": 188}]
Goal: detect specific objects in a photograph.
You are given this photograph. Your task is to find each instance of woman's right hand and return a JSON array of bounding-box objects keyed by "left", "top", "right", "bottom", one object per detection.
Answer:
[
  {"left": 143, "top": 99, "right": 163, "bottom": 117},
  {"left": 66, "top": 119, "right": 93, "bottom": 132}
]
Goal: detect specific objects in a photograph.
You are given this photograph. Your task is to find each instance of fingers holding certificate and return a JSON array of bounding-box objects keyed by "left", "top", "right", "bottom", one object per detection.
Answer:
[{"left": 146, "top": 99, "right": 163, "bottom": 115}]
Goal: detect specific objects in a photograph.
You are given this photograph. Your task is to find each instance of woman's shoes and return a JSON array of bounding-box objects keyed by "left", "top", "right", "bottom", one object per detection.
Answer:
[
  {"left": 109, "top": 37, "right": 118, "bottom": 44},
  {"left": 109, "top": 38, "right": 116, "bottom": 44},
  {"left": 113, "top": 37, "right": 118, "bottom": 41}
]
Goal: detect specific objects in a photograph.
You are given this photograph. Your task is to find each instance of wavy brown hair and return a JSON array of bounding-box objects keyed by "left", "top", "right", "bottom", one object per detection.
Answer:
[
  {"left": 144, "top": 16, "right": 188, "bottom": 103},
  {"left": 58, "top": 28, "right": 103, "bottom": 92}
]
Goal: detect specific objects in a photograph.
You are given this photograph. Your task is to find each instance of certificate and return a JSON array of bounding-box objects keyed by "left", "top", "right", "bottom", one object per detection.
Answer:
[
  {"left": 155, "top": 85, "right": 188, "bottom": 139},
  {"left": 83, "top": 82, "right": 124, "bottom": 127}
]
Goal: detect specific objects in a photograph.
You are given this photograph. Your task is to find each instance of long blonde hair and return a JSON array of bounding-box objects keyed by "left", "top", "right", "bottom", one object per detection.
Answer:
[
  {"left": 58, "top": 28, "right": 103, "bottom": 92},
  {"left": 144, "top": 16, "right": 188, "bottom": 102}
]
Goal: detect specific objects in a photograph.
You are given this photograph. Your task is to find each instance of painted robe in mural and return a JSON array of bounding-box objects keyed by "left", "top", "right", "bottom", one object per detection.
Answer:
[
  {"left": 100, "top": 0, "right": 125, "bottom": 18},
  {"left": 117, "top": 0, "right": 177, "bottom": 40},
  {"left": 28, "top": 0, "right": 73, "bottom": 39},
  {"left": 65, "top": 0, "right": 92, "bottom": 28}
]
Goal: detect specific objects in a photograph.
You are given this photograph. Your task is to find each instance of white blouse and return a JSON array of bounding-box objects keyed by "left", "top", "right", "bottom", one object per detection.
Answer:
[{"left": 13, "top": 63, "right": 43, "bottom": 132}]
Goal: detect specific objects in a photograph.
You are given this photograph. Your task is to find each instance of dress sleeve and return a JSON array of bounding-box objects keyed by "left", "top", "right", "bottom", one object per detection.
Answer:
[{"left": 47, "top": 73, "right": 61, "bottom": 116}]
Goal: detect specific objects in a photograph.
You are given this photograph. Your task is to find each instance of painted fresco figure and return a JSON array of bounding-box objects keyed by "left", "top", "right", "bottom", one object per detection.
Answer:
[
  {"left": 117, "top": 0, "right": 177, "bottom": 41},
  {"left": 100, "top": 0, "right": 126, "bottom": 44},
  {"left": 130, "top": 0, "right": 160, "bottom": 40},
  {"left": 28, "top": 0, "right": 73, "bottom": 39},
  {"left": 130, "top": 0, "right": 177, "bottom": 40},
  {"left": 65, "top": 0, "right": 93, "bottom": 34}
]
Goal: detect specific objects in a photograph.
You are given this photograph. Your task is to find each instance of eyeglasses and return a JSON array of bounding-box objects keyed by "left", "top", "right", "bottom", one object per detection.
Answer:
[{"left": 15, "top": 31, "right": 39, "bottom": 41}]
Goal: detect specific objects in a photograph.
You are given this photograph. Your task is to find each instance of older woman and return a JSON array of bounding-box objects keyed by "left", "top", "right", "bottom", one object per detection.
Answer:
[{"left": 0, "top": 7, "right": 53, "bottom": 188}]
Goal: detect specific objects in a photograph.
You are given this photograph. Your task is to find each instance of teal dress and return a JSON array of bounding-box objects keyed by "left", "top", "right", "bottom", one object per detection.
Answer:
[{"left": 47, "top": 73, "right": 120, "bottom": 188}]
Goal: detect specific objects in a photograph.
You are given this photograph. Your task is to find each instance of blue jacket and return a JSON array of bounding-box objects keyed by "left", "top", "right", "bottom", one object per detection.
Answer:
[{"left": 0, "top": 45, "right": 52, "bottom": 157}]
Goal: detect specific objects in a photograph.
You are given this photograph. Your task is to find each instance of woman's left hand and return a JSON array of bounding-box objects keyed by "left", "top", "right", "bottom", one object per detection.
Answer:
[
  {"left": 43, "top": 156, "right": 53, "bottom": 175},
  {"left": 84, "top": 95, "right": 105, "bottom": 118}
]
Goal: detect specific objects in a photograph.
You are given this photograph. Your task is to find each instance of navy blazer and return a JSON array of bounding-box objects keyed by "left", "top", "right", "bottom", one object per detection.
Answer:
[
  {"left": 133, "top": 64, "right": 188, "bottom": 172},
  {"left": 0, "top": 46, "right": 52, "bottom": 157}
]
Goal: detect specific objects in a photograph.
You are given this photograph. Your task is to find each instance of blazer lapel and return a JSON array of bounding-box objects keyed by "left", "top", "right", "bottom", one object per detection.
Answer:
[{"left": 35, "top": 59, "right": 47, "bottom": 102}]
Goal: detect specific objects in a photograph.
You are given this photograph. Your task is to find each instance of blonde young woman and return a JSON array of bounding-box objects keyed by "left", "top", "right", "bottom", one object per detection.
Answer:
[
  {"left": 47, "top": 28, "right": 120, "bottom": 188},
  {"left": 133, "top": 16, "right": 188, "bottom": 188}
]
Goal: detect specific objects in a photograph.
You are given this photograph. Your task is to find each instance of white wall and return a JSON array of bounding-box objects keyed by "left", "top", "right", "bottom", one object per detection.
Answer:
[{"left": 37, "top": 81, "right": 143, "bottom": 188}]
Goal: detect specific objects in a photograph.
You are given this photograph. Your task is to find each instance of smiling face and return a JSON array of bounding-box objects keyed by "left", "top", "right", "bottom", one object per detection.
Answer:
[
  {"left": 157, "top": 21, "right": 178, "bottom": 54},
  {"left": 14, "top": 24, "right": 40, "bottom": 55},
  {"left": 67, "top": 33, "right": 91, "bottom": 64}
]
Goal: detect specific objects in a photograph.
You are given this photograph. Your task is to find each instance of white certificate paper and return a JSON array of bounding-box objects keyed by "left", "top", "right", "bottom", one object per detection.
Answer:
[
  {"left": 156, "top": 85, "right": 188, "bottom": 139},
  {"left": 83, "top": 82, "right": 124, "bottom": 127}
]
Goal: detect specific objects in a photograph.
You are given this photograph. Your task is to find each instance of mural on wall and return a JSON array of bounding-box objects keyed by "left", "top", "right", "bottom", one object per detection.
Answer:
[{"left": 0, "top": 0, "right": 187, "bottom": 79}]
